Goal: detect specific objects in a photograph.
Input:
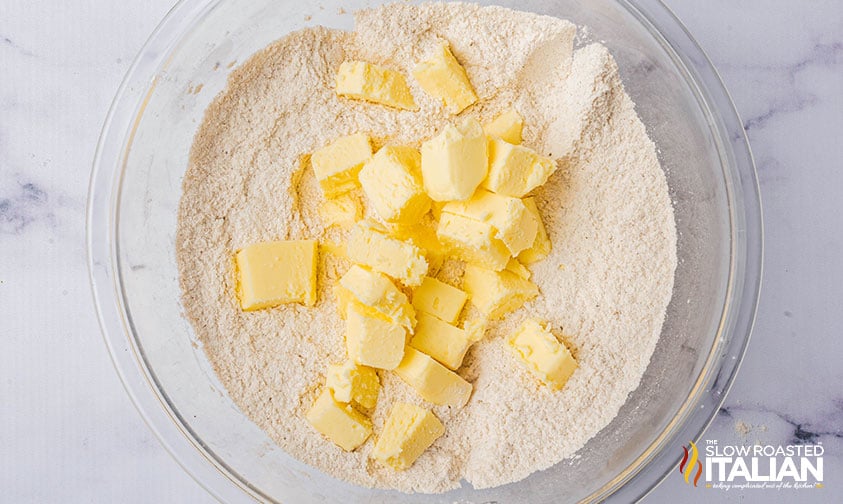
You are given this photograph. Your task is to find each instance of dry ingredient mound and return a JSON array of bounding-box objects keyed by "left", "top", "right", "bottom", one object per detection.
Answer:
[{"left": 176, "top": 1, "right": 677, "bottom": 493}]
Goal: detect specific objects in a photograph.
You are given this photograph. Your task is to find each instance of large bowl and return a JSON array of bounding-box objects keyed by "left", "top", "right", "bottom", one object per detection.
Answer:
[{"left": 87, "top": 0, "right": 762, "bottom": 501}]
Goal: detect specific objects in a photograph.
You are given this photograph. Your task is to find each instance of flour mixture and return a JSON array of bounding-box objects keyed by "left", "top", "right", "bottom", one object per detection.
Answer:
[{"left": 176, "top": 1, "right": 677, "bottom": 493}]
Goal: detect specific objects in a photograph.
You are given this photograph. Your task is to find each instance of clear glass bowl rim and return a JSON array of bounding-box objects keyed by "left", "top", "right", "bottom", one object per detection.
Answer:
[{"left": 86, "top": 0, "right": 763, "bottom": 502}]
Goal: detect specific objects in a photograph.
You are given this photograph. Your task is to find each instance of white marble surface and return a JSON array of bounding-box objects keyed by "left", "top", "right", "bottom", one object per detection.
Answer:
[{"left": 1, "top": 0, "right": 840, "bottom": 502}]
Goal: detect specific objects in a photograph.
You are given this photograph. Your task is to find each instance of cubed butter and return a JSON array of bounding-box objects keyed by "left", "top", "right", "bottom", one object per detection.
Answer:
[
  {"left": 235, "top": 240, "right": 317, "bottom": 310},
  {"left": 326, "top": 360, "right": 380, "bottom": 410},
  {"left": 441, "top": 189, "right": 538, "bottom": 256},
  {"left": 483, "top": 108, "right": 523, "bottom": 144},
  {"left": 413, "top": 42, "right": 477, "bottom": 114},
  {"left": 372, "top": 402, "right": 445, "bottom": 471},
  {"left": 359, "top": 146, "right": 430, "bottom": 224},
  {"left": 412, "top": 276, "right": 467, "bottom": 324},
  {"left": 507, "top": 319, "right": 577, "bottom": 390},
  {"left": 462, "top": 264, "right": 539, "bottom": 319},
  {"left": 347, "top": 221, "right": 428, "bottom": 286},
  {"left": 346, "top": 302, "right": 407, "bottom": 370},
  {"left": 311, "top": 133, "right": 372, "bottom": 197},
  {"left": 504, "top": 257, "right": 531, "bottom": 280},
  {"left": 306, "top": 389, "right": 373, "bottom": 451},
  {"left": 318, "top": 193, "right": 362, "bottom": 229},
  {"left": 335, "top": 265, "right": 416, "bottom": 330},
  {"left": 420, "top": 118, "right": 487, "bottom": 201},
  {"left": 483, "top": 138, "right": 557, "bottom": 197},
  {"left": 517, "top": 197, "right": 551, "bottom": 264},
  {"left": 335, "top": 61, "right": 418, "bottom": 111},
  {"left": 389, "top": 223, "right": 449, "bottom": 276},
  {"left": 410, "top": 313, "right": 477, "bottom": 370},
  {"left": 463, "top": 318, "right": 487, "bottom": 343},
  {"left": 372, "top": 403, "right": 445, "bottom": 470},
  {"left": 436, "top": 212, "right": 510, "bottom": 271},
  {"left": 394, "top": 347, "right": 472, "bottom": 407}
]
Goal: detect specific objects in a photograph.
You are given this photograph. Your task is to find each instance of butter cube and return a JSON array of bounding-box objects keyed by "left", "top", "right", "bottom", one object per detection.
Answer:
[
  {"left": 420, "top": 118, "right": 487, "bottom": 201},
  {"left": 504, "top": 257, "right": 531, "bottom": 280},
  {"left": 372, "top": 403, "right": 445, "bottom": 470},
  {"left": 359, "top": 146, "right": 430, "bottom": 224},
  {"left": 394, "top": 347, "right": 472, "bottom": 407},
  {"left": 311, "top": 133, "right": 372, "bottom": 197},
  {"left": 346, "top": 302, "right": 407, "bottom": 370},
  {"left": 462, "top": 264, "right": 539, "bottom": 319},
  {"left": 413, "top": 42, "right": 478, "bottom": 114},
  {"left": 389, "top": 223, "right": 449, "bottom": 275},
  {"left": 442, "top": 189, "right": 538, "bottom": 256},
  {"left": 321, "top": 241, "right": 346, "bottom": 258},
  {"left": 463, "top": 318, "right": 488, "bottom": 343},
  {"left": 335, "top": 61, "right": 418, "bottom": 111},
  {"left": 326, "top": 360, "right": 380, "bottom": 410},
  {"left": 318, "top": 193, "right": 362, "bottom": 229},
  {"left": 484, "top": 108, "right": 523, "bottom": 144},
  {"left": 517, "top": 197, "right": 551, "bottom": 264},
  {"left": 335, "top": 265, "right": 415, "bottom": 330},
  {"left": 306, "top": 389, "right": 373, "bottom": 451},
  {"left": 347, "top": 221, "right": 428, "bottom": 286},
  {"left": 507, "top": 319, "right": 577, "bottom": 390},
  {"left": 235, "top": 240, "right": 317, "bottom": 310},
  {"left": 412, "top": 277, "right": 467, "bottom": 324},
  {"left": 410, "top": 313, "right": 478, "bottom": 370},
  {"left": 436, "top": 212, "right": 510, "bottom": 271},
  {"left": 483, "top": 138, "right": 557, "bottom": 197}
]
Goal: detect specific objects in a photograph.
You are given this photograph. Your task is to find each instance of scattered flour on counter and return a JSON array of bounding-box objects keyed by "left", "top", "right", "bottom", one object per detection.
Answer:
[{"left": 176, "top": 1, "right": 677, "bottom": 493}]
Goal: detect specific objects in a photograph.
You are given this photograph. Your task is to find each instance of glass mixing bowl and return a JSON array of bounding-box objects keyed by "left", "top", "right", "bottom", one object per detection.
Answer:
[{"left": 87, "top": 0, "right": 762, "bottom": 501}]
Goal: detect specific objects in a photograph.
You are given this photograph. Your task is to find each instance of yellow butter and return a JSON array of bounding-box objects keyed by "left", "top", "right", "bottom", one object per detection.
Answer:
[
  {"left": 504, "top": 257, "right": 531, "bottom": 280},
  {"left": 436, "top": 212, "right": 510, "bottom": 271},
  {"left": 483, "top": 108, "right": 523, "bottom": 144},
  {"left": 394, "top": 347, "right": 472, "bottom": 407},
  {"left": 430, "top": 201, "right": 446, "bottom": 220},
  {"left": 483, "top": 138, "right": 557, "bottom": 197},
  {"left": 372, "top": 402, "right": 445, "bottom": 470},
  {"left": 517, "top": 197, "right": 551, "bottom": 264},
  {"left": 441, "top": 189, "right": 538, "bottom": 256},
  {"left": 413, "top": 42, "right": 477, "bottom": 114},
  {"left": 335, "top": 264, "right": 416, "bottom": 330},
  {"left": 321, "top": 241, "right": 346, "bottom": 258},
  {"left": 389, "top": 222, "right": 449, "bottom": 276},
  {"left": 463, "top": 318, "right": 488, "bottom": 343},
  {"left": 411, "top": 276, "right": 467, "bottom": 324},
  {"left": 235, "top": 240, "right": 317, "bottom": 310},
  {"left": 346, "top": 302, "right": 407, "bottom": 370},
  {"left": 311, "top": 133, "right": 372, "bottom": 197},
  {"left": 359, "top": 146, "right": 430, "bottom": 224},
  {"left": 462, "top": 264, "right": 539, "bottom": 319},
  {"left": 326, "top": 360, "right": 380, "bottom": 410},
  {"left": 347, "top": 221, "right": 428, "bottom": 287},
  {"left": 507, "top": 319, "right": 577, "bottom": 390},
  {"left": 306, "top": 389, "right": 373, "bottom": 451},
  {"left": 420, "top": 118, "right": 487, "bottom": 201},
  {"left": 335, "top": 61, "right": 418, "bottom": 111},
  {"left": 410, "top": 313, "right": 477, "bottom": 370},
  {"left": 318, "top": 193, "right": 362, "bottom": 229}
]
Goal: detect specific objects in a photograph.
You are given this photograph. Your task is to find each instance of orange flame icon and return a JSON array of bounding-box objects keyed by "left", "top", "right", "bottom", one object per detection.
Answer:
[{"left": 679, "top": 441, "right": 703, "bottom": 487}]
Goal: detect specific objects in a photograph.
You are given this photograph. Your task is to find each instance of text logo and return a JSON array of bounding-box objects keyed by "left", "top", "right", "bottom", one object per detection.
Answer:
[{"left": 677, "top": 439, "right": 824, "bottom": 490}]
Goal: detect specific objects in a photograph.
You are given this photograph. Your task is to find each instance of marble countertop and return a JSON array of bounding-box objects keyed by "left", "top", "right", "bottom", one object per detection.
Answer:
[{"left": 1, "top": 0, "right": 840, "bottom": 502}]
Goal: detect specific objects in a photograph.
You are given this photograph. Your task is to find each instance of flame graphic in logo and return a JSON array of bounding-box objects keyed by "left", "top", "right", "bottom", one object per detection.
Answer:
[{"left": 678, "top": 441, "right": 703, "bottom": 487}]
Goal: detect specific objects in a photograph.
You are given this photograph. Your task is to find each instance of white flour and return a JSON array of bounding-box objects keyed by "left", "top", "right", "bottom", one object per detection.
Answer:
[{"left": 176, "top": 2, "right": 677, "bottom": 493}]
